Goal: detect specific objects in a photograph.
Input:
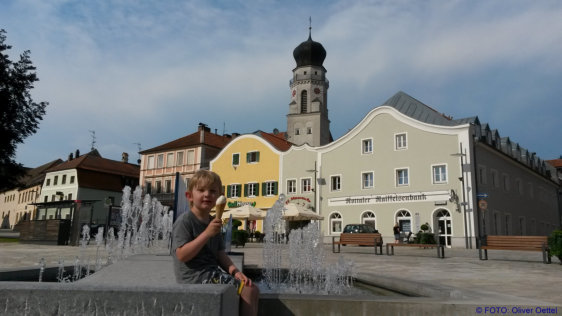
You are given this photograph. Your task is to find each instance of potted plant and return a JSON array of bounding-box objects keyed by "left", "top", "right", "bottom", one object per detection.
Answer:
[
  {"left": 232, "top": 229, "right": 249, "bottom": 248},
  {"left": 414, "top": 222, "right": 435, "bottom": 244}
]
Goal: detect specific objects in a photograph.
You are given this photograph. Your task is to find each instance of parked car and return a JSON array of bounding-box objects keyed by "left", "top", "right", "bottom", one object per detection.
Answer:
[{"left": 343, "top": 224, "right": 378, "bottom": 234}]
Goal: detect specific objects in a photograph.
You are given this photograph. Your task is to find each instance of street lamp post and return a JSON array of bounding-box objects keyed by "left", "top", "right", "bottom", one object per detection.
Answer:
[
  {"left": 306, "top": 161, "right": 318, "bottom": 213},
  {"left": 451, "top": 148, "right": 471, "bottom": 249}
]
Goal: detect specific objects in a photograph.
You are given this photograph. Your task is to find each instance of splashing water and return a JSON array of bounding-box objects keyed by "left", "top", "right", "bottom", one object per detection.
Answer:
[
  {"left": 95, "top": 227, "right": 104, "bottom": 271},
  {"left": 38, "top": 258, "right": 46, "bottom": 282},
  {"left": 85, "top": 186, "right": 172, "bottom": 279},
  {"left": 261, "top": 194, "right": 356, "bottom": 294},
  {"left": 72, "top": 256, "right": 81, "bottom": 281},
  {"left": 106, "top": 227, "right": 116, "bottom": 265},
  {"left": 57, "top": 257, "right": 65, "bottom": 282},
  {"left": 34, "top": 185, "right": 174, "bottom": 283},
  {"left": 114, "top": 186, "right": 173, "bottom": 260}
]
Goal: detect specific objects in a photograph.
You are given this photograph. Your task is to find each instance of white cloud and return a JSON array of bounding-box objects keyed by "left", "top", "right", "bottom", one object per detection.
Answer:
[{"left": 4, "top": 0, "right": 561, "bottom": 166}]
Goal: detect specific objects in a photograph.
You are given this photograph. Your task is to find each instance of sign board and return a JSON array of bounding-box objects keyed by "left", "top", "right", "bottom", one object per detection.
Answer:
[
  {"left": 478, "top": 199, "right": 488, "bottom": 211},
  {"left": 477, "top": 193, "right": 489, "bottom": 199}
]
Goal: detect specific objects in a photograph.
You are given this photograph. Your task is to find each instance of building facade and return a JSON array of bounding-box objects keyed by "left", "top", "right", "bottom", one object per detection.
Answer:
[
  {"left": 281, "top": 91, "right": 560, "bottom": 247},
  {"left": 0, "top": 159, "right": 62, "bottom": 229},
  {"left": 210, "top": 131, "right": 291, "bottom": 232},
  {"left": 139, "top": 123, "right": 233, "bottom": 207},
  {"left": 474, "top": 130, "right": 560, "bottom": 237},
  {"left": 16, "top": 149, "right": 139, "bottom": 245}
]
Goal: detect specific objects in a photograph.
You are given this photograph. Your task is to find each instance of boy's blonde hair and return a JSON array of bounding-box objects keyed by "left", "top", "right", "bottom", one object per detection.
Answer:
[{"left": 187, "top": 170, "right": 223, "bottom": 206}]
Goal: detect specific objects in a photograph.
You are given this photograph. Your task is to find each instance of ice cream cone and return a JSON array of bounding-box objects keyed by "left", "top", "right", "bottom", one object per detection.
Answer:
[{"left": 215, "top": 195, "right": 226, "bottom": 219}]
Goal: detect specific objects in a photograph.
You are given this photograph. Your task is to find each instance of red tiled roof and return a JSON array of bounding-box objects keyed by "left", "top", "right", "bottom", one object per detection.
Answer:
[
  {"left": 546, "top": 159, "right": 562, "bottom": 168},
  {"left": 46, "top": 151, "right": 140, "bottom": 178},
  {"left": 140, "top": 130, "right": 233, "bottom": 154},
  {"left": 22, "top": 159, "right": 64, "bottom": 187},
  {"left": 255, "top": 131, "right": 292, "bottom": 151}
]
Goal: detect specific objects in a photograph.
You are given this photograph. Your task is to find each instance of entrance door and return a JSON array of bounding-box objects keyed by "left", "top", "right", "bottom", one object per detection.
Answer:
[{"left": 435, "top": 209, "right": 452, "bottom": 247}]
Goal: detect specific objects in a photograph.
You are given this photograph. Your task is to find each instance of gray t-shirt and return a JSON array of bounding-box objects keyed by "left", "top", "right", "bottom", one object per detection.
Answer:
[{"left": 172, "top": 211, "right": 225, "bottom": 284}]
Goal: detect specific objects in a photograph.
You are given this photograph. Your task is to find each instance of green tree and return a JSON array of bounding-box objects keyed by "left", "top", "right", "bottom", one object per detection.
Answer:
[{"left": 0, "top": 29, "right": 47, "bottom": 191}]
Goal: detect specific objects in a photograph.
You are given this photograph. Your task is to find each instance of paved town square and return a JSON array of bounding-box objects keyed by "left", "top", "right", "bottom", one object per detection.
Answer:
[{"left": 1, "top": 238, "right": 561, "bottom": 314}]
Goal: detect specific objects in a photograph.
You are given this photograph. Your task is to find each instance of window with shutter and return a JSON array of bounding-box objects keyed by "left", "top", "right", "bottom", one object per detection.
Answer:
[{"left": 247, "top": 151, "right": 259, "bottom": 163}]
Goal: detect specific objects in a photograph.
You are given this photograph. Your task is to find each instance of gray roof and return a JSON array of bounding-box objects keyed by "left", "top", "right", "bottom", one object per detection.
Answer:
[{"left": 381, "top": 91, "right": 478, "bottom": 126}]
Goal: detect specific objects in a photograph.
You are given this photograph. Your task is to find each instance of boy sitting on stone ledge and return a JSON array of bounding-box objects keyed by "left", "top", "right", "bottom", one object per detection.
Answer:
[{"left": 172, "top": 170, "right": 259, "bottom": 316}]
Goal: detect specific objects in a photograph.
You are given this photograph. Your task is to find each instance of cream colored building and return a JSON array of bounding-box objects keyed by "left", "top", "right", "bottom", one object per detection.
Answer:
[
  {"left": 0, "top": 189, "right": 18, "bottom": 229},
  {"left": 281, "top": 91, "right": 559, "bottom": 248},
  {"left": 0, "top": 159, "right": 62, "bottom": 229}
]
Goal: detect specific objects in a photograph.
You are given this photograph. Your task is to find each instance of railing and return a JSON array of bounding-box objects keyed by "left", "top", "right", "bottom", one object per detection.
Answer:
[{"left": 290, "top": 76, "right": 329, "bottom": 86}]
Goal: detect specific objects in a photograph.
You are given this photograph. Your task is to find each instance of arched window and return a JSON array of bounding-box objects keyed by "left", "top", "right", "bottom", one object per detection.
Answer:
[
  {"left": 330, "top": 212, "right": 342, "bottom": 234},
  {"left": 361, "top": 211, "right": 376, "bottom": 228},
  {"left": 435, "top": 209, "right": 452, "bottom": 247},
  {"left": 396, "top": 210, "right": 412, "bottom": 233},
  {"left": 301, "top": 90, "right": 308, "bottom": 113}
]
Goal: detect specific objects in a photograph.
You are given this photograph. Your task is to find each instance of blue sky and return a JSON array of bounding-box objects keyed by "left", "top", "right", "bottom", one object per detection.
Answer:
[{"left": 3, "top": 0, "right": 561, "bottom": 167}]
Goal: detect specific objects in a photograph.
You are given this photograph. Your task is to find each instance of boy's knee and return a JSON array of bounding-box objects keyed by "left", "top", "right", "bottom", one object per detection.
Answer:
[{"left": 242, "top": 285, "right": 259, "bottom": 301}]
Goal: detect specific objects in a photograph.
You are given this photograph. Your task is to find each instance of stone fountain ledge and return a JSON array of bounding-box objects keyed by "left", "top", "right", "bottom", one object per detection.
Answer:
[
  {"left": 2, "top": 252, "right": 561, "bottom": 316},
  {"left": 0, "top": 253, "right": 243, "bottom": 316}
]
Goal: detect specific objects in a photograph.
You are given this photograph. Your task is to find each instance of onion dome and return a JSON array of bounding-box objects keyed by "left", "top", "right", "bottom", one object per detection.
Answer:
[{"left": 293, "top": 33, "right": 326, "bottom": 68}]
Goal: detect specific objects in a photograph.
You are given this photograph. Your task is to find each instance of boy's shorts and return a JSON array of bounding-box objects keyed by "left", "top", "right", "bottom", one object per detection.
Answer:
[{"left": 201, "top": 267, "right": 244, "bottom": 295}]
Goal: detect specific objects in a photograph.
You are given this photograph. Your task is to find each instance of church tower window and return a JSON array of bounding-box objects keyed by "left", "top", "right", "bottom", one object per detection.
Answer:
[{"left": 301, "top": 90, "right": 308, "bottom": 113}]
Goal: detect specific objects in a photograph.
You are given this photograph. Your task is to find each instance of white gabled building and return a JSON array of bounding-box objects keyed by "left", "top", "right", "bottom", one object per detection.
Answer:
[{"left": 17, "top": 149, "right": 139, "bottom": 245}]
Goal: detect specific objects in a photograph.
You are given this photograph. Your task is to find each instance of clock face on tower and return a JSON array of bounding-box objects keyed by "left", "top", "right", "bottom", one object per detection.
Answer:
[{"left": 314, "top": 88, "right": 321, "bottom": 94}]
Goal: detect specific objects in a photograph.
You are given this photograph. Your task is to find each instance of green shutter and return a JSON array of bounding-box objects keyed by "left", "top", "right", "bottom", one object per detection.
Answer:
[
  {"left": 262, "top": 182, "right": 266, "bottom": 196},
  {"left": 246, "top": 152, "right": 251, "bottom": 163},
  {"left": 226, "top": 185, "right": 231, "bottom": 198},
  {"left": 256, "top": 151, "right": 260, "bottom": 162},
  {"left": 255, "top": 183, "right": 259, "bottom": 197},
  {"left": 273, "top": 181, "right": 278, "bottom": 195},
  {"left": 244, "top": 184, "right": 248, "bottom": 197}
]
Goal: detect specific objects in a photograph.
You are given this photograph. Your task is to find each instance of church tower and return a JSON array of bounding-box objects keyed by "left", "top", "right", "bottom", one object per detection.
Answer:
[{"left": 286, "top": 27, "right": 331, "bottom": 147}]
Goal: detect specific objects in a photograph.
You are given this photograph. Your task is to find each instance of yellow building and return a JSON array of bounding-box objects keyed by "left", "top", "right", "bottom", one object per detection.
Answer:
[{"left": 210, "top": 131, "right": 291, "bottom": 232}]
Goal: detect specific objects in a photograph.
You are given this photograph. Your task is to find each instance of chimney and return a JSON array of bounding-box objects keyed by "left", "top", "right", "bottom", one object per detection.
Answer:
[
  {"left": 122, "top": 152, "right": 129, "bottom": 163},
  {"left": 198, "top": 123, "right": 209, "bottom": 143},
  {"left": 75, "top": 149, "right": 80, "bottom": 158},
  {"left": 68, "top": 153, "right": 74, "bottom": 161}
]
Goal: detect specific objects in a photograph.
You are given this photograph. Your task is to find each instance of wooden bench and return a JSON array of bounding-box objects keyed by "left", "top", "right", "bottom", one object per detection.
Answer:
[
  {"left": 478, "top": 235, "right": 551, "bottom": 264},
  {"left": 386, "top": 243, "right": 445, "bottom": 258},
  {"left": 332, "top": 233, "right": 383, "bottom": 255}
]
